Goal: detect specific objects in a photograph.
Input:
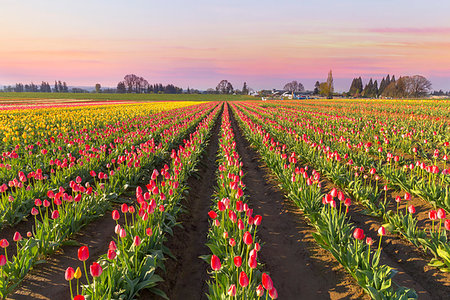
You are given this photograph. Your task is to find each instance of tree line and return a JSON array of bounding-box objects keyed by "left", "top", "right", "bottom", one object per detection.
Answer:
[
  {"left": 1, "top": 81, "right": 75, "bottom": 93},
  {"left": 346, "top": 74, "right": 432, "bottom": 98}
]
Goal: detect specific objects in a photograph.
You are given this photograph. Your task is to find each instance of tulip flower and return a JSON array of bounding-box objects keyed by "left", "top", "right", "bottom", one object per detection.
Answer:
[
  {"left": 408, "top": 205, "right": 416, "bottom": 214},
  {"left": 65, "top": 267, "right": 75, "bottom": 299},
  {"left": 146, "top": 228, "right": 153, "bottom": 236},
  {"left": 78, "top": 246, "right": 90, "bottom": 284},
  {"left": 227, "top": 284, "right": 236, "bottom": 297},
  {"left": 243, "top": 231, "right": 253, "bottom": 245},
  {"left": 353, "top": 228, "right": 364, "bottom": 241},
  {"left": 256, "top": 284, "right": 264, "bottom": 297},
  {"left": 269, "top": 287, "right": 278, "bottom": 299},
  {"left": 262, "top": 273, "right": 273, "bottom": 290},
  {"left": 107, "top": 249, "right": 116, "bottom": 260},
  {"left": 208, "top": 210, "right": 218, "bottom": 219},
  {"left": 211, "top": 255, "right": 221, "bottom": 271},
  {"left": 133, "top": 235, "right": 141, "bottom": 247},
  {"left": 234, "top": 256, "right": 242, "bottom": 267},
  {"left": 239, "top": 271, "right": 249, "bottom": 287},
  {"left": 90, "top": 262, "right": 102, "bottom": 277},
  {"left": 51, "top": 210, "right": 59, "bottom": 219},
  {"left": 229, "top": 238, "right": 236, "bottom": 247},
  {"left": 248, "top": 253, "right": 257, "bottom": 269},
  {"left": 445, "top": 219, "right": 450, "bottom": 231},
  {"left": 73, "top": 296, "right": 85, "bottom": 300},
  {"left": 112, "top": 210, "right": 120, "bottom": 221},
  {"left": 0, "top": 255, "right": 6, "bottom": 266},
  {"left": 13, "top": 232, "right": 22, "bottom": 242}
]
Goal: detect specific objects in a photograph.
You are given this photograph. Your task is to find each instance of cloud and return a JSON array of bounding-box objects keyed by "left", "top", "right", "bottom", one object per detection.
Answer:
[{"left": 367, "top": 27, "right": 450, "bottom": 34}]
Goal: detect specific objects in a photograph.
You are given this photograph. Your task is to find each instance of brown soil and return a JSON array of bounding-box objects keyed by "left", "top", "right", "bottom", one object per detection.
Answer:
[
  {"left": 140, "top": 110, "right": 222, "bottom": 300},
  {"left": 229, "top": 106, "right": 369, "bottom": 300}
]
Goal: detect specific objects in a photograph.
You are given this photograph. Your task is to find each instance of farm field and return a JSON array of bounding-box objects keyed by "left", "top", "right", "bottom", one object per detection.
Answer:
[{"left": 0, "top": 99, "right": 449, "bottom": 300}]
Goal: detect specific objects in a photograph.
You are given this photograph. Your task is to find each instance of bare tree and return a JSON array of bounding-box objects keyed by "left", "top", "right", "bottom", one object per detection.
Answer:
[
  {"left": 283, "top": 81, "right": 305, "bottom": 93},
  {"left": 406, "top": 75, "right": 432, "bottom": 97},
  {"left": 216, "top": 80, "right": 234, "bottom": 94}
]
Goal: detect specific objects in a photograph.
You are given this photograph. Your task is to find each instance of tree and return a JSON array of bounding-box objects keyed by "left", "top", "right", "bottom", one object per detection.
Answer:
[
  {"left": 283, "top": 81, "right": 305, "bottom": 93},
  {"left": 242, "top": 82, "right": 249, "bottom": 95},
  {"left": 319, "top": 82, "right": 329, "bottom": 97},
  {"left": 406, "top": 75, "right": 432, "bottom": 97},
  {"left": 313, "top": 81, "right": 320, "bottom": 95},
  {"left": 216, "top": 80, "right": 234, "bottom": 94},
  {"left": 326, "top": 70, "right": 334, "bottom": 98},
  {"left": 95, "top": 83, "right": 102, "bottom": 93},
  {"left": 117, "top": 82, "right": 126, "bottom": 93}
]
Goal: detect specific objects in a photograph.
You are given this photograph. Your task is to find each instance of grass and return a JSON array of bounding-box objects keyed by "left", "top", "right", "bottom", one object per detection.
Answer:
[{"left": 0, "top": 92, "right": 256, "bottom": 102}]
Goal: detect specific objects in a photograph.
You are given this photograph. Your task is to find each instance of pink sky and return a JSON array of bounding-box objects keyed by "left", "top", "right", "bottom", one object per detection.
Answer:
[{"left": 1, "top": 1, "right": 450, "bottom": 91}]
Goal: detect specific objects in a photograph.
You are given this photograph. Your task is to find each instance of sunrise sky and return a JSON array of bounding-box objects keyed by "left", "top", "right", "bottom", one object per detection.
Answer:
[{"left": 1, "top": 0, "right": 450, "bottom": 91}]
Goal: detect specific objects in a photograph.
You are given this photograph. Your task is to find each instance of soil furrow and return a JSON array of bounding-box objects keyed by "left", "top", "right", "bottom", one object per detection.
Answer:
[{"left": 229, "top": 104, "right": 369, "bottom": 300}]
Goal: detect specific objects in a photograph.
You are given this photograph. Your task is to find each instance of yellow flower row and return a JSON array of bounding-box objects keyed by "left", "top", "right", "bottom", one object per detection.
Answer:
[{"left": 0, "top": 101, "right": 203, "bottom": 146}]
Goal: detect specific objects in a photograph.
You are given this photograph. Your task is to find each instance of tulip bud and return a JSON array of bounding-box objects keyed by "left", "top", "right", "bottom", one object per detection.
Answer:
[
  {"left": 74, "top": 267, "right": 82, "bottom": 279},
  {"left": 353, "top": 228, "right": 364, "bottom": 240},
  {"left": 107, "top": 249, "right": 116, "bottom": 260},
  {"left": 408, "top": 205, "right": 416, "bottom": 214},
  {"left": 65, "top": 267, "right": 75, "bottom": 281},
  {"left": 256, "top": 284, "right": 264, "bottom": 297},
  {"left": 211, "top": 255, "right": 221, "bottom": 271},
  {"left": 437, "top": 208, "right": 446, "bottom": 219},
  {"left": 90, "top": 262, "right": 103, "bottom": 277},
  {"left": 227, "top": 284, "right": 236, "bottom": 297},
  {"left": 13, "top": 232, "right": 22, "bottom": 242},
  {"left": 78, "top": 246, "right": 89, "bottom": 261},
  {"left": 234, "top": 256, "right": 242, "bottom": 267},
  {"left": 239, "top": 271, "right": 249, "bottom": 287},
  {"left": 262, "top": 273, "right": 273, "bottom": 290}
]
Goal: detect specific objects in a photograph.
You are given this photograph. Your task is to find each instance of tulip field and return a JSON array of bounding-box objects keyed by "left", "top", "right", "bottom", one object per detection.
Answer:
[{"left": 0, "top": 99, "right": 449, "bottom": 299}]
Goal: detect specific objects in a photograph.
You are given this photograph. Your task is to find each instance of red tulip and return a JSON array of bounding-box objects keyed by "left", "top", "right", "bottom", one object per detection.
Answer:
[
  {"left": 437, "top": 208, "right": 446, "bottom": 219},
  {"left": 353, "top": 228, "right": 364, "bottom": 240},
  {"left": 90, "top": 262, "right": 102, "bottom": 277},
  {"left": 243, "top": 231, "right": 253, "bottom": 245},
  {"left": 445, "top": 219, "right": 450, "bottom": 231},
  {"left": 429, "top": 210, "right": 438, "bottom": 220},
  {"left": 121, "top": 203, "right": 128, "bottom": 213},
  {"left": 365, "top": 237, "right": 374, "bottom": 245},
  {"left": 78, "top": 246, "right": 89, "bottom": 261},
  {"left": 227, "top": 284, "right": 236, "bottom": 296},
  {"left": 378, "top": 226, "right": 386, "bottom": 236},
  {"left": 65, "top": 267, "right": 75, "bottom": 281},
  {"left": 254, "top": 215, "right": 262, "bottom": 226},
  {"left": 248, "top": 253, "right": 257, "bottom": 269},
  {"left": 13, "top": 232, "right": 22, "bottom": 242},
  {"left": 256, "top": 284, "right": 264, "bottom": 297},
  {"left": 239, "top": 271, "right": 249, "bottom": 287},
  {"left": 51, "top": 210, "right": 59, "bottom": 219},
  {"left": 107, "top": 249, "right": 116, "bottom": 260},
  {"left": 229, "top": 238, "right": 236, "bottom": 247},
  {"left": 234, "top": 256, "right": 242, "bottom": 267},
  {"left": 404, "top": 192, "right": 411, "bottom": 201},
  {"left": 238, "top": 219, "right": 245, "bottom": 230},
  {"left": 108, "top": 241, "right": 117, "bottom": 251},
  {"left": 133, "top": 235, "right": 141, "bottom": 246},
  {"left": 344, "top": 198, "right": 351, "bottom": 207},
  {"left": 119, "top": 228, "right": 127, "bottom": 238},
  {"left": 31, "top": 207, "right": 39, "bottom": 216},
  {"left": 112, "top": 210, "right": 120, "bottom": 221},
  {"left": 269, "top": 287, "right": 278, "bottom": 299},
  {"left": 146, "top": 228, "right": 153, "bottom": 236},
  {"left": 0, "top": 239, "right": 9, "bottom": 248},
  {"left": 73, "top": 296, "right": 85, "bottom": 300},
  {"left": 208, "top": 210, "right": 218, "bottom": 219},
  {"left": 211, "top": 255, "right": 221, "bottom": 271},
  {"left": 0, "top": 255, "right": 6, "bottom": 266},
  {"left": 408, "top": 205, "right": 416, "bottom": 214},
  {"left": 262, "top": 273, "right": 273, "bottom": 290}
]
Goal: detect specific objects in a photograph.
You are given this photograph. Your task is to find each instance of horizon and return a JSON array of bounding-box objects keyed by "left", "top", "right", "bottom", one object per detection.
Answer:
[{"left": 1, "top": 0, "right": 450, "bottom": 92}]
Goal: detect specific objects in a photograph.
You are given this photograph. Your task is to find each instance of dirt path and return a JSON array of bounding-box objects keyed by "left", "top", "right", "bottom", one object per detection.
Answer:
[
  {"left": 142, "top": 110, "right": 221, "bottom": 300},
  {"left": 229, "top": 105, "right": 368, "bottom": 300}
]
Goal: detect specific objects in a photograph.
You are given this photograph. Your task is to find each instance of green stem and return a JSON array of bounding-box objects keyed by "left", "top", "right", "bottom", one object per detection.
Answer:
[{"left": 83, "top": 260, "right": 90, "bottom": 285}]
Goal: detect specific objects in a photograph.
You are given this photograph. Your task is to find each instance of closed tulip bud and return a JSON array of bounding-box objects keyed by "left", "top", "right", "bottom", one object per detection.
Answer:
[
  {"left": 353, "top": 228, "right": 364, "bottom": 240},
  {"left": 43, "top": 199, "right": 50, "bottom": 207},
  {"left": 429, "top": 210, "right": 438, "bottom": 220},
  {"left": 378, "top": 226, "right": 386, "bottom": 236},
  {"left": 254, "top": 215, "right": 262, "bottom": 226},
  {"left": 330, "top": 188, "right": 337, "bottom": 198},
  {"left": 119, "top": 228, "right": 127, "bottom": 238},
  {"left": 344, "top": 198, "right": 351, "bottom": 207},
  {"left": 0, "top": 239, "right": 9, "bottom": 248},
  {"left": 13, "top": 232, "right": 22, "bottom": 242},
  {"left": 408, "top": 205, "right": 416, "bottom": 214},
  {"left": 114, "top": 224, "right": 121, "bottom": 234},
  {"left": 112, "top": 210, "right": 120, "bottom": 221},
  {"left": 254, "top": 242, "right": 261, "bottom": 251},
  {"left": 404, "top": 192, "right": 411, "bottom": 201},
  {"left": 31, "top": 207, "right": 39, "bottom": 216},
  {"left": 227, "top": 284, "right": 236, "bottom": 296},
  {"left": 108, "top": 241, "right": 117, "bottom": 251},
  {"left": 90, "top": 262, "right": 102, "bottom": 277},
  {"left": 248, "top": 253, "right": 257, "bottom": 269},
  {"left": 256, "top": 284, "right": 264, "bottom": 297},
  {"left": 107, "top": 249, "right": 116, "bottom": 260},
  {"left": 366, "top": 237, "right": 374, "bottom": 245},
  {"left": 229, "top": 238, "right": 236, "bottom": 247},
  {"left": 234, "top": 256, "right": 242, "bottom": 267},
  {"left": 269, "top": 287, "right": 278, "bottom": 299},
  {"left": 445, "top": 219, "right": 450, "bottom": 231},
  {"left": 437, "top": 208, "right": 446, "bottom": 219},
  {"left": 395, "top": 196, "right": 401, "bottom": 203},
  {"left": 65, "top": 267, "right": 75, "bottom": 281},
  {"left": 243, "top": 231, "right": 253, "bottom": 245},
  {"left": 239, "top": 271, "right": 249, "bottom": 287},
  {"left": 121, "top": 203, "right": 128, "bottom": 213},
  {"left": 73, "top": 296, "right": 85, "bottom": 300},
  {"left": 133, "top": 235, "right": 141, "bottom": 246},
  {"left": 211, "top": 255, "right": 221, "bottom": 271},
  {"left": 74, "top": 267, "right": 82, "bottom": 279},
  {"left": 208, "top": 210, "right": 218, "bottom": 219},
  {"left": 51, "top": 210, "right": 59, "bottom": 219},
  {"left": 0, "top": 255, "right": 6, "bottom": 266},
  {"left": 330, "top": 200, "right": 336, "bottom": 208},
  {"left": 262, "top": 273, "right": 273, "bottom": 290},
  {"left": 213, "top": 219, "right": 220, "bottom": 226},
  {"left": 78, "top": 246, "right": 89, "bottom": 261}
]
